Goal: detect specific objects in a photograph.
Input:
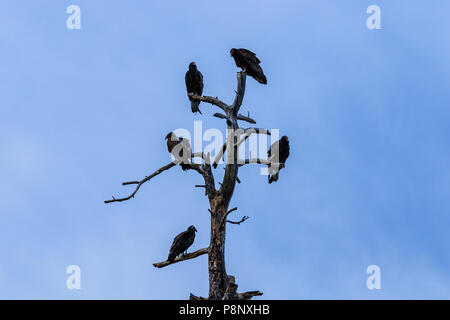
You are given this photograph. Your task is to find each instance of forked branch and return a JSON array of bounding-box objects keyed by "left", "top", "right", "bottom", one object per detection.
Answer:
[
  {"left": 105, "top": 157, "right": 216, "bottom": 203},
  {"left": 226, "top": 216, "right": 249, "bottom": 225},
  {"left": 104, "top": 162, "right": 177, "bottom": 203},
  {"left": 218, "top": 207, "right": 238, "bottom": 230}
]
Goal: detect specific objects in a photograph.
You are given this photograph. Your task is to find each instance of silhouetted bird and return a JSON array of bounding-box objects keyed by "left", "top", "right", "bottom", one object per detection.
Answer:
[
  {"left": 165, "top": 132, "right": 191, "bottom": 171},
  {"left": 268, "top": 136, "right": 290, "bottom": 183},
  {"left": 168, "top": 225, "right": 197, "bottom": 262},
  {"left": 230, "top": 48, "right": 267, "bottom": 84},
  {"left": 185, "top": 62, "right": 204, "bottom": 114}
]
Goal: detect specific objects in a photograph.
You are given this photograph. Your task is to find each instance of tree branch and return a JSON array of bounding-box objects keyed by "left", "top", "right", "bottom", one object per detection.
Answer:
[
  {"left": 218, "top": 207, "right": 238, "bottom": 230},
  {"left": 237, "top": 114, "right": 256, "bottom": 124},
  {"left": 243, "top": 127, "right": 271, "bottom": 134},
  {"left": 237, "top": 128, "right": 271, "bottom": 147},
  {"left": 226, "top": 216, "right": 249, "bottom": 225},
  {"left": 230, "top": 72, "right": 247, "bottom": 114},
  {"left": 238, "top": 291, "right": 263, "bottom": 300},
  {"left": 212, "top": 128, "right": 270, "bottom": 168},
  {"left": 105, "top": 156, "right": 217, "bottom": 203},
  {"left": 192, "top": 152, "right": 209, "bottom": 163},
  {"left": 189, "top": 293, "right": 207, "bottom": 300},
  {"left": 213, "top": 112, "right": 230, "bottom": 121},
  {"left": 200, "top": 153, "right": 216, "bottom": 198},
  {"left": 212, "top": 143, "right": 227, "bottom": 169},
  {"left": 188, "top": 94, "right": 229, "bottom": 112},
  {"left": 239, "top": 158, "right": 270, "bottom": 166},
  {"left": 216, "top": 72, "right": 248, "bottom": 202},
  {"left": 152, "top": 247, "right": 209, "bottom": 268},
  {"left": 104, "top": 162, "right": 177, "bottom": 203}
]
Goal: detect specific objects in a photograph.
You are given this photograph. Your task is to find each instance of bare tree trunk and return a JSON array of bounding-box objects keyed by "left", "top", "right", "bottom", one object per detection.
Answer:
[{"left": 208, "top": 200, "right": 228, "bottom": 299}]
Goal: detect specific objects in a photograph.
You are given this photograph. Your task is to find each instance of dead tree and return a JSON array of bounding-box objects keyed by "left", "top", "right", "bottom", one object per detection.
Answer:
[{"left": 105, "top": 71, "right": 277, "bottom": 300}]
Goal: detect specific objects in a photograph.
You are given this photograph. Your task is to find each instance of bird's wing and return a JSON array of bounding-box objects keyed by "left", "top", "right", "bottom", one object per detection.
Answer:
[
  {"left": 282, "top": 142, "right": 290, "bottom": 163},
  {"left": 167, "top": 138, "right": 179, "bottom": 153},
  {"left": 268, "top": 141, "right": 280, "bottom": 162},
  {"left": 198, "top": 71, "right": 204, "bottom": 94},
  {"left": 180, "top": 137, "right": 191, "bottom": 149},
  {"left": 180, "top": 138, "right": 192, "bottom": 159},
  {"left": 170, "top": 230, "right": 186, "bottom": 252},
  {"left": 186, "top": 71, "right": 196, "bottom": 94},
  {"left": 239, "top": 49, "right": 261, "bottom": 64}
]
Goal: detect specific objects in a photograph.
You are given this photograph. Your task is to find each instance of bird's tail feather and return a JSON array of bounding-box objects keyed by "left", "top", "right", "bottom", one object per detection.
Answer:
[
  {"left": 248, "top": 66, "right": 267, "bottom": 84},
  {"left": 256, "top": 73, "right": 267, "bottom": 84},
  {"left": 191, "top": 100, "right": 202, "bottom": 114},
  {"left": 268, "top": 172, "right": 279, "bottom": 184}
]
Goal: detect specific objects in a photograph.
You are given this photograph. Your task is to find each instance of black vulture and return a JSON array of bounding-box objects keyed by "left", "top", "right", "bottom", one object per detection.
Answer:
[
  {"left": 168, "top": 225, "right": 197, "bottom": 262},
  {"left": 268, "top": 136, "right": 290, "bottom": 183},
  {"left": 185, "top": 62, "right": 204, "bottom": 114},
  {"left": 230, "top": 48, "right": 267, "bottom": 84},
  {"left": 165, "top": 132, "right": 191, "bottom": 171}
]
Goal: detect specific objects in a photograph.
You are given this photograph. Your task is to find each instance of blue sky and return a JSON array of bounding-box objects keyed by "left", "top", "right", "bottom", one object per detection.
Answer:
[{"left": 1, "top": 0, "right": 449, "bottom": 299}]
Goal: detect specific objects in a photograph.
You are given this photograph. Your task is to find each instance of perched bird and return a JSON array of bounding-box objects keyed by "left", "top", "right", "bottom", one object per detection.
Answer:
[
  {"left": 165, "top": 132, "right": 191, "bottom": 170},
  {"left": 267, "top": 136, "right": 290, "bottom": 184},
  {"left": 168, "top": 225, "right": 197, "bottom": 262},
  {"left": 185, "top": 62, "right": 204, "bottom": 114},
  {"left": 230, "top": 48, "right": 267, "bottom": 84}
]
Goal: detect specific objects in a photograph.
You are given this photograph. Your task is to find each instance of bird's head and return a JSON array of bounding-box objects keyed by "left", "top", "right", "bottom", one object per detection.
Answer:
[
  {"left": 282, "top": 135, "right": 289, "bottom": 142},
  {"left": 188, "top": 225, "right": 197, "bottom": 232},
  {"left": 189, "top": 62, "right": 197, "bottom": 70},
  {"left": 165, "top": 132, "right": 173, "bottom": 140},
  {"left": 230, "top": 48, "right": 236, "bottom": 57}
]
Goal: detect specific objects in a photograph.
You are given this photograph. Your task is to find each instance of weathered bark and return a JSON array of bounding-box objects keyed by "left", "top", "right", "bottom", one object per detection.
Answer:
[
  {"left": 222, "top": 275, "right": 238, "bottom": 300},
  {"left": 208, "top": 200, "right": 228, "bottom": 299}
]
